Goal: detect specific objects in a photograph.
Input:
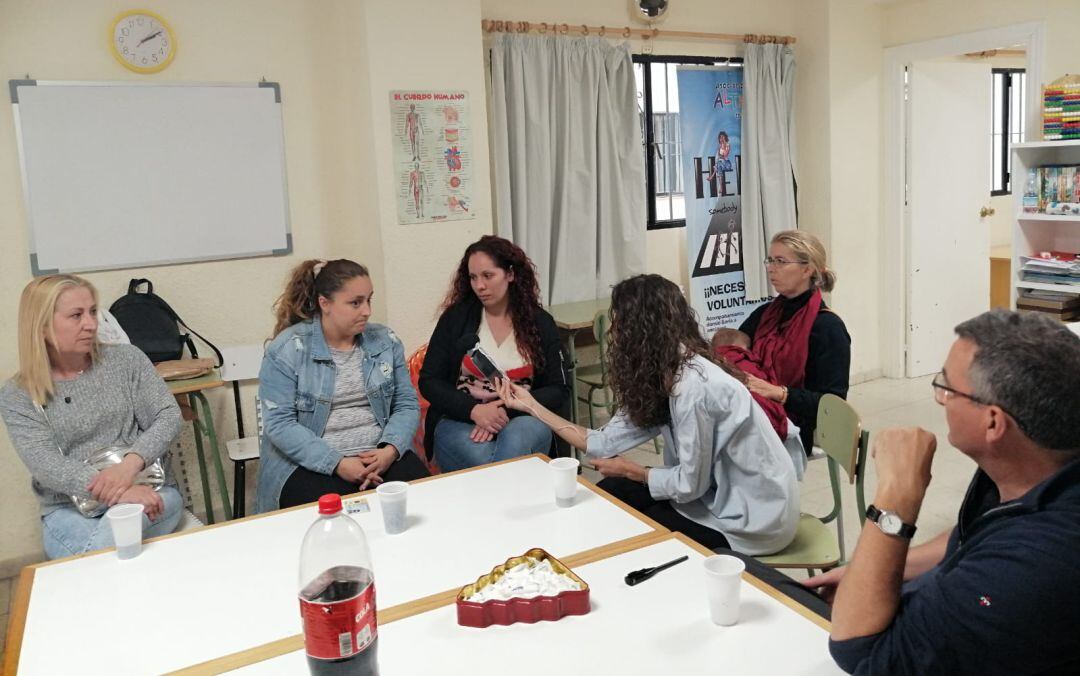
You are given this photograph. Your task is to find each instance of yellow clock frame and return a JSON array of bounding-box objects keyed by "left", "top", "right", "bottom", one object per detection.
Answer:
[{"left": 109, "top": 9, "right": 176, "bottom": 74}]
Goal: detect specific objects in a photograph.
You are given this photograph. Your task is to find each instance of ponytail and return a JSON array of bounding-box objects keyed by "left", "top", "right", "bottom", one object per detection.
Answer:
[{"left": 271, "top": 259, "right": 369, "bottom": 337}]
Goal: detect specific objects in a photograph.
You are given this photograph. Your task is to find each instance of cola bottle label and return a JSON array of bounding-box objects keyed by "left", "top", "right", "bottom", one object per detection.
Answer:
[{"left": 299, "top": 566, "right": 378, "bottom": 660}]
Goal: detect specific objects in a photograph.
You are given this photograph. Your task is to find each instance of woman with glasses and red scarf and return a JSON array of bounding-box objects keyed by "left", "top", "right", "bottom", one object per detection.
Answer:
[{"left": 738, "top": 230, "right": 851, "bottom": 456}]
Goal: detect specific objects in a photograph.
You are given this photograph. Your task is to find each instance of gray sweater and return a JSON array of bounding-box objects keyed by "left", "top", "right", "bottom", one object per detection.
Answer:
[{"left": 0, "top": 344, "right": 182, "bottom": 515}]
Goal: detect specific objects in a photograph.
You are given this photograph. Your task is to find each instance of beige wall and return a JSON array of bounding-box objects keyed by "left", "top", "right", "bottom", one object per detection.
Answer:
[
  {"left": 363, "top": 1, "right": 494, "bottom": 348},
  {"left": 0, "top": 0, "right": 491, "bottom": 572},
  {"left": 884, "top": 0, "right": 1079, "bottom": 82},
  {"left": 825, "top": 0, "right": 885, "bottom": 381}
]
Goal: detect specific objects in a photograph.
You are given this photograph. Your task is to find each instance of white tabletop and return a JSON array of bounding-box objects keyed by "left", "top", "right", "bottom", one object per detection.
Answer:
[
  {"left": 231, "top": 535, "right": 843, "bottom": 675},
  {"left": 13, "top": 457, "right": 659, "bottom": 675}
]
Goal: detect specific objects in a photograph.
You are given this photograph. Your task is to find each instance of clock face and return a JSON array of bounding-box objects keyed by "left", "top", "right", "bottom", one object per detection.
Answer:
[
  {"left": 880, "top": 512, "right": 902, "bottom": 534},
  {"left": 112, "top": 12, "right": 175, "bottom": 73}
]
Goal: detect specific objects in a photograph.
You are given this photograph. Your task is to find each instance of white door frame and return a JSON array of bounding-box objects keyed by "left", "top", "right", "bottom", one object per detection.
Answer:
[{"left": 881, "top": 22, "right": 1045, "bottom": 377}]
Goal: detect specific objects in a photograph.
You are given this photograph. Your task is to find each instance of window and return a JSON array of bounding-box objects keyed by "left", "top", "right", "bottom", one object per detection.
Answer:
[
  {"left": 634, "top": 55, "right": 742, "bottom": 230},
  {"left": 991, "top": 68, "right": 1026, "bottom": 195}
]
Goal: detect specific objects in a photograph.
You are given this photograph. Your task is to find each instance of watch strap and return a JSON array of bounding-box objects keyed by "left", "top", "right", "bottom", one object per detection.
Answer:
[{"left": 866, "top": 504, "right": 917, "bottom": 539}]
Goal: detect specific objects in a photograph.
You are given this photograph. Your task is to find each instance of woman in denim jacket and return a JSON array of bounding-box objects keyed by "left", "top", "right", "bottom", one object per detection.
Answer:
[{"left": 256, "top": 259, "right": 428, "bottom": 512}]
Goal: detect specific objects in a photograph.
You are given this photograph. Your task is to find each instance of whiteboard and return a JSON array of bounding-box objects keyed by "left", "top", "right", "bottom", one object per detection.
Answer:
[{"left": 10, "top": 80, "right": 292, "bottom": 274}]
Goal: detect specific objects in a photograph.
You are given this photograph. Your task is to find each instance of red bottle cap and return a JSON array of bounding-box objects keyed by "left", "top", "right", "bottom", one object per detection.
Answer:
[{"left": 318, "top": 494, "right": 343, "bottom": 515}]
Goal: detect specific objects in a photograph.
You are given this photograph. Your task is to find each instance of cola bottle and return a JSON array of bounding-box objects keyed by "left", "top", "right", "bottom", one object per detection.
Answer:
[{"left": 299, "top": 494, "right": 379, "bottom": 675}]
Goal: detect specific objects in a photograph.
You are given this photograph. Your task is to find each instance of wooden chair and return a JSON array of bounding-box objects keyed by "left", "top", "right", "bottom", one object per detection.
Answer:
[{"left": 757, "top": 394, "right": 868, "bottom": 576}]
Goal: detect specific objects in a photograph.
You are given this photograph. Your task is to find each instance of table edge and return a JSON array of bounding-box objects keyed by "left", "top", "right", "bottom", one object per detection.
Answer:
[
  {"left": 10, "top": 454, "right": 666, "bottom": 672},
  {"left": 165, "top": 530, "right": 673, "bottom": 675},
  {"left": 3, "top": 566, "right": 34, "bottom": 675},
  {"left": 168, "top": 531, "right": 833, "bottom": 675}
]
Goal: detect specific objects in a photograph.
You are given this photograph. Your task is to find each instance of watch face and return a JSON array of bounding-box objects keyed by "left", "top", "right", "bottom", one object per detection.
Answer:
[
  {"left": 113, "top": 13, "right": 174, "bottom": 73},
  {"left": 880, "top": 512, "right": 903, "bottom": 535}
]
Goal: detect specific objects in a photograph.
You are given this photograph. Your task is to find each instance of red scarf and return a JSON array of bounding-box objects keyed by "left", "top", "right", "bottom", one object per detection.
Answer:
[{"left": 751, "top": 289, "right": 822, "bottom": 388}]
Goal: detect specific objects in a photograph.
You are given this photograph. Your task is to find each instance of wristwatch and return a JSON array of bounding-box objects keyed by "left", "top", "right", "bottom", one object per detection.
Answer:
[{"left": 865, "top": 504, "right": 917, "bottom": 539}]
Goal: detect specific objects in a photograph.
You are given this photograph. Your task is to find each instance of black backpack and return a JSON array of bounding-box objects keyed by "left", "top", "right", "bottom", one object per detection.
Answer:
[{"left": 109, "top": 279, "right": 223, "bottom": 366}]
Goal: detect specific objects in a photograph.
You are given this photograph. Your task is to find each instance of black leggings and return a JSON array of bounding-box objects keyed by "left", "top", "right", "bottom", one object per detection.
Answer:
[
  {"left": 279, "top": 452, "right": 430, "bottom": 509},
  {"left": 597, "top": 477, "right": 731, "bottom": 551}
]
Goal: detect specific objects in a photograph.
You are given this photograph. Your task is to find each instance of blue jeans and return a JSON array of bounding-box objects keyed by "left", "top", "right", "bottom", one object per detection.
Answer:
[
  {"left": 41, "top": 485, "right": 184, "bottom": 560},
  {"left": 434, "top": 416, "right": 553, "bottom": 472}
]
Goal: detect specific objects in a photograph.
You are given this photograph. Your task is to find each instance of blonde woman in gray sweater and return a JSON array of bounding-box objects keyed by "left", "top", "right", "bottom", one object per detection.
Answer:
[{"left": 0, "top": 275, "right": 183, "bottom": 559}]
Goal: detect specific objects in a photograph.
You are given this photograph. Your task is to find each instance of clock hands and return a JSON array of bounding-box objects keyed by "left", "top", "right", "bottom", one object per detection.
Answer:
[{"left": 137, "top": 30, "right": 162, "bottom": 46}]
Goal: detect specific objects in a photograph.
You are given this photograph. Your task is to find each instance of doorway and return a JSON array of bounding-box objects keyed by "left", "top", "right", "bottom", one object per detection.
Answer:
[{"left": 883, "top": 23, "right": 1045, "bottom": 377}]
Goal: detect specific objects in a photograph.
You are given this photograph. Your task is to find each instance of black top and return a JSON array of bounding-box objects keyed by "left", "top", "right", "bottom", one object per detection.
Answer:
[
  {"left": 830, "top": 457, "right": 1080, "bottom": 675},
  {"left": 418, "top": 297, "right": 570, "bottom": 457},
  {"left": 739, "top": 288, "right": 851, "bottom": 453}
]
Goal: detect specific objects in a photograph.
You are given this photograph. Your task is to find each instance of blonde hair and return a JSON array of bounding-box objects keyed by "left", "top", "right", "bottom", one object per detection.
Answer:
[
  {"left": 771, "top": 230, "right": 836, "bottom": 292},
  {"left": 15, "top": 275, "right": 101, "bottom": 406}
]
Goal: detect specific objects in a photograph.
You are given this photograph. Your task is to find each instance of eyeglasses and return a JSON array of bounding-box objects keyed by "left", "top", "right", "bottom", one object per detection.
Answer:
[
  {"left": 931, "top": 371, "right": 1029, "bottom": 435},
  {"left": 931, "top": 371, "right": 994, "bottom": 407},
  {"left": 763, "top": 257, "right": 809, "bottom": 267}
]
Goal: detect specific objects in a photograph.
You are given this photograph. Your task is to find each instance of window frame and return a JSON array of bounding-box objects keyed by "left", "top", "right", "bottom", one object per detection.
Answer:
[
  {"left": 991, "top": 67, "right": 1025, "bottom": 197},
  {"left": 634, "top": 54, "right": 743, "bottom": 230}
]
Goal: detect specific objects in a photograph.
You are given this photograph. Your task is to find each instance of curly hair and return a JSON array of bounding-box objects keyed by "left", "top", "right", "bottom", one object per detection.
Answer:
[
  {"left": 607, "top": 274, "right": 746, "bottom": 428},
  {"left": 271, "top": 259, "right": 369, "bottom": 338},
  {"left": 441, "top": 235, "right": 545, "bottom": 369}
]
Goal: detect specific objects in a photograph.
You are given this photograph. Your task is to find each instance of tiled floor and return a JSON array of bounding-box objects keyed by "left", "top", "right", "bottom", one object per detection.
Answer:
[{"left": 579, "top": 374, "right": 977, "bottom": 575}]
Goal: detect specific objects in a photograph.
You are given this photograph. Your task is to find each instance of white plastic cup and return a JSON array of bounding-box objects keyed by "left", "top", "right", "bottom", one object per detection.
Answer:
[
  {"left": 376, "top": 481, "right": 409, "bottom": 535},
  {"left": 550, "top": 457, "right": 580, "bottom": 508},
  {"left": 704, "top": 554, "right": 745, "bottom": 625},
  {"left": 105, "top": 503, "right": 145, "bottom": 560}
]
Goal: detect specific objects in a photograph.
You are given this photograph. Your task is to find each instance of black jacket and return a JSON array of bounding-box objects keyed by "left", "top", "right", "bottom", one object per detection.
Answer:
[
  {"left": 830, "top": 456, "right": 1080, "bottom": 675},
  {"left": 418, "top": 297, "right": 570, "bottom": 457},
  {"left": 740, "top": 289, "right": 851, "bottom": 453}
]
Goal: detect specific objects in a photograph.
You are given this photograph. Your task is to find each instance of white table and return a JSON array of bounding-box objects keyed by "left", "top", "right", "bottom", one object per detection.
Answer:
[
  {"left": 226, "top": 534, "right": 842, "bottom": 675},
  {"left": 5, "top": 456, "right": 663, "bottom": 675}
]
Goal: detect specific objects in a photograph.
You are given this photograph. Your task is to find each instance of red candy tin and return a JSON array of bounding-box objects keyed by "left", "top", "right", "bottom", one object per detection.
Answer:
[{"left": 456, "top": 548, "right": 591, "bottom": 628}]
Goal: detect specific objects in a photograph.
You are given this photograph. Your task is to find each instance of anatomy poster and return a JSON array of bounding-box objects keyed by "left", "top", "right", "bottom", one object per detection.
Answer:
[{"left": 390, "top": 90, "right": 474, "bottom": 224}]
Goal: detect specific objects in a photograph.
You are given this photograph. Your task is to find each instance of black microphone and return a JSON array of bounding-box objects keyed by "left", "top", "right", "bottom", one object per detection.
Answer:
[
  {"left": 64, "top": 397, "right": 72, "bottom": 404},
  {"left": 456, "top": 333, "right": 480, "bottom": 354}
]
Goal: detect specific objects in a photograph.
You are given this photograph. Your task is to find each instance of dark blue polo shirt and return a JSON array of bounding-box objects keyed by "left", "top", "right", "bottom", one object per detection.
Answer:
[{"left": 829, "top": 456, "right": 1080, "bottom": 675}]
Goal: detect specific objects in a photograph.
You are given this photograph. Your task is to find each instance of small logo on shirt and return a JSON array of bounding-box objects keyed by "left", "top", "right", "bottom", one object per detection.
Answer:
[
  {"left": 380, "top": 361, "right": 392, "bottom": 378},
  {"left": 978, "top": 595, "right": 992, "bottom": 607}
]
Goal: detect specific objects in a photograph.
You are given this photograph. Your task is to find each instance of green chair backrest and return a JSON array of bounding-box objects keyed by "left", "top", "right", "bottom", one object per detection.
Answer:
[
  {"left": 814, "top": 393, "right": 862, "bottom": 482},
  {"left": 593, "top": 310, "right": 609, "bottom": 383}
]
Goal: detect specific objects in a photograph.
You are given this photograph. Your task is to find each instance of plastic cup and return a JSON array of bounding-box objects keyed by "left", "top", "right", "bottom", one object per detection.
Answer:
[
  {"left": 105, "top": 503, "right": 145, "bottom": 560},
  {"left": 376, "top": 481, "right": 409, "bottom": 535},
  {"left": 550, "top": 457, "right": 580, "bottom": 508},
  {"left": 704, "top": 554, "right": 746, "bottom": 625}
]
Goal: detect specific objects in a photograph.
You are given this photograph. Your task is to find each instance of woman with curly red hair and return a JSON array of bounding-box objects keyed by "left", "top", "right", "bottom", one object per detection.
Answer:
[
  {"left": 497, "top": 274, "right": 800, "bottom": 555},
  {"left": 419, "top": 236, "right": 570, "bottom": 471}
]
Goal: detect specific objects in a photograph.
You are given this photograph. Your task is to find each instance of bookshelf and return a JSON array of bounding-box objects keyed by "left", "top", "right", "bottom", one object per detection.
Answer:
[{"left": 1010, "top": 141, "right": 1080, "bottom": 322}]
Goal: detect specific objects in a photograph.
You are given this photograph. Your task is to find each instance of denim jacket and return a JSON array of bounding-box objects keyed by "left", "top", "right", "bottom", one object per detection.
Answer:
[{"left": 255, "top": 319, "right": 419, "bottom": 513}]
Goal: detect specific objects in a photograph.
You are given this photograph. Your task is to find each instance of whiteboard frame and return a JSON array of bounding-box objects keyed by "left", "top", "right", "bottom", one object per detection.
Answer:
[{"left": 9, "top": 79, "right": 293, "bottom": 275}]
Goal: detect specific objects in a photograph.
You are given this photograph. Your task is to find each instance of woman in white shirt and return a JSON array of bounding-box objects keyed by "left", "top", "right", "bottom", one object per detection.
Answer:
[{"left": 497, "top": 274, "right": 799, "bottom": 555}]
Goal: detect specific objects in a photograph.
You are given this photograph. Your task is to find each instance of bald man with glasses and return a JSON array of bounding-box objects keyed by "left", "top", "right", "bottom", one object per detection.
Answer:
[{"left": 807, "top": 309, "right": 1080, "bottom": 675}]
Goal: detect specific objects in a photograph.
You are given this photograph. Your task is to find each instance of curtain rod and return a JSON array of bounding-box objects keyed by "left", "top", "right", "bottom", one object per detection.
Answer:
[
  {"left": 480, "top": 19, "right": 796, "bottom": 45},
  {"left": 962, "top": 49, "right": 1026, "bottom": 58}
]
